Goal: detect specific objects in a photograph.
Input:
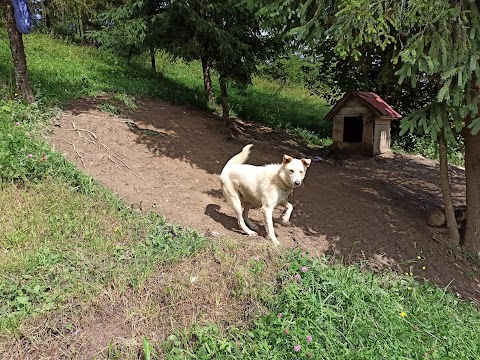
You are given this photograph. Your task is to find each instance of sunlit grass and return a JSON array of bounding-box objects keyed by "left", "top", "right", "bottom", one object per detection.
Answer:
[
  {"left": 0, "top": 180, "right": 206, "bottom": 334},
  {"left": 165, "top": 252, "right": 480, "bottom": 359}
]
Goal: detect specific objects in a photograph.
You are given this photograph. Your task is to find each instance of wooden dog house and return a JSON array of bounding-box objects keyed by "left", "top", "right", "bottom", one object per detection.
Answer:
[{"left": 324, "top": 91, "right": 402, "bottom": 156}]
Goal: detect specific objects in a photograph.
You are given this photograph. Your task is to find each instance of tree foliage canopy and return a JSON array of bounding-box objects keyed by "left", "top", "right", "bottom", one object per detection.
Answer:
[{"left": 258, "top": 0, "right": 480, "bottom": 140}]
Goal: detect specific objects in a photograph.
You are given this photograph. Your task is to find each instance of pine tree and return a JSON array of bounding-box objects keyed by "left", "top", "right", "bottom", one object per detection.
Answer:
[{"left": 259, "top": 0, "right": 480, "bottom": 252}]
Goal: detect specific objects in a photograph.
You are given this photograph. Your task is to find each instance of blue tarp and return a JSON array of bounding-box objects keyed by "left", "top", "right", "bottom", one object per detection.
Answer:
[{"left": 11, "top": 0, "right": 33, "bottom": 34}]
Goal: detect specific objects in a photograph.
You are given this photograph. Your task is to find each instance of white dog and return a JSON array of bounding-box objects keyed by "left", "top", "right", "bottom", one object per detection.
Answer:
[{"left": 220, "top": 144, "right": 311, "bottom": 246}]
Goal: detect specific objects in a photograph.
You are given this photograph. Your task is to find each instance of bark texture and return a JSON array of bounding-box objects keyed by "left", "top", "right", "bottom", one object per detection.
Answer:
[
  {"left": 439, "top": 127, "right": 460, "bottom": 245},
  {"left": 4, "top": 0, "right": 35, "bottom": 104}
]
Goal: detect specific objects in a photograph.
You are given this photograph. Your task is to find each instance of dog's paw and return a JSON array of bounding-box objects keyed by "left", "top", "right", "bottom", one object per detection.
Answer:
[
  {"left": 280, "top": 219, "right": 290, "bottom": 225},
  {"left": 272, "top": 239, "right": 281, "bottom": 247},
  {"left": 247, "top": 231, "right": 258, "bottom": 237}
]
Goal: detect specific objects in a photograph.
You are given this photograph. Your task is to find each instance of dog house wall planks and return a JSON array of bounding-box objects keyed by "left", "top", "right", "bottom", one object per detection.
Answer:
[{"left": 324, "top": 91, "right": 402, "bottom": 156}]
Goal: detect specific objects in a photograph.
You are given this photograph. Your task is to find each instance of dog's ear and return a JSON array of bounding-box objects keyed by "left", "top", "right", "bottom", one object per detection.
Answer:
[
  {"left": 302, "top": 158, "right": 312, "bottom": 168},
  {"left": 283, "top": 154, "right": 293, "bottom": 164}
]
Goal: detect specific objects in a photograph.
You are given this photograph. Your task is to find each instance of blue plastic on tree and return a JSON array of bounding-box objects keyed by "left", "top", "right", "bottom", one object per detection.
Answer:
[{"left": 11, "top": 0, "right": 33, "bottom": 34}]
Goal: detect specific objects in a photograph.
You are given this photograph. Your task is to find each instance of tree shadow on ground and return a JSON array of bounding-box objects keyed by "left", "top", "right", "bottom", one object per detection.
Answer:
[{"left": 53, "top": 92, "right": 478, "bottom": 305}]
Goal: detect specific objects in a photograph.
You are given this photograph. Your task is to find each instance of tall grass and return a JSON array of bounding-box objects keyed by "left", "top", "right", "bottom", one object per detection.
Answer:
[{"left": 165, "top": 252, "right": 480, "bottom": 359}]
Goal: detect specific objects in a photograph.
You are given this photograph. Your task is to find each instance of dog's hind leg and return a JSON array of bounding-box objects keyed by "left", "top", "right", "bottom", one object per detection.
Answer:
[
  {"left": 243, "top": 206, "right": 259, "bottom": 231},
  {"left": 261, "top": 206, "right": 280, "bottom": 246},
  {"left": 280, "top": 201, "right": 293, "bottom": 224},
  {"left": 230, "top": 195, "right": 257, "bottom": 236}
]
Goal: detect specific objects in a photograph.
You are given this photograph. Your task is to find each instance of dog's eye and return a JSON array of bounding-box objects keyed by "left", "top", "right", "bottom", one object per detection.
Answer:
[
  {"left": 300, "top": 170, "right": 304, "bottom": 174},
  {"left": 289, "top": 169, "right": 294, "bottom": 173}
]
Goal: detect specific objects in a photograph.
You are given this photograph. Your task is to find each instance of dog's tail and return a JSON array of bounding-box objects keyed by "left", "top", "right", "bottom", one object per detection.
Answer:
[{"left": 222, "top": 144, "right": 252, "bottom": 172}]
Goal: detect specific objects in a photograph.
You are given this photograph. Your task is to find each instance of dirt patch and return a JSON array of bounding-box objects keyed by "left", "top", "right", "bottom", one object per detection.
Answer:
[
  {"left": 4, "top": 239, "right": 278, "bottom": 360},
  {"left": 49, "top": 97, "right": 478, "bottom": 294},
  {"left": 11, "top": 95, "right": 476, "bottom": 358}
]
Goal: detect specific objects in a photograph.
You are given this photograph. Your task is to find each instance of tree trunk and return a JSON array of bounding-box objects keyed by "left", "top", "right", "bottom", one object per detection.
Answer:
[
  {"left": 149, "top": 45, "right": 156, "bottom": 72},
  {"left": 43, "top": 0, "right": 52, "bottom": 31},
  {"left": 201, "top": 55, "right": 214, "bottom": 101},
  {"left": 3, "top": 0, "right": 34, "bottom": 104},
  {"left": 439, "top": 126, "right": 460, "bottom": 245},
  {"left": 463, "top": 87, "right": 480, "bottom": 254},
  {"left": 219, "top": 75, "right": 229, "bottom": 123},
  {"left": 80, "top": 11, "right": 89, "bottom": 44}
]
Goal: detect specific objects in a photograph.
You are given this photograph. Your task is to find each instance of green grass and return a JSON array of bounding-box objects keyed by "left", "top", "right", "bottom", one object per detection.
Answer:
[
  {"left": 0, "top": 31, "right": 331, "bottom": 147},
  {"left": 392, "top": 133, "right": 465, "bottom": 167},
  {"left": 0, "top": 100, "right": 96, "bottom": 186},
  {"left": 0, "top": 180, "right": 206, "bottom": 334},
  {"left": 0, "top": 91, "right": 206, "bottom": 335},
  {"left": 0, "top": 31, "right": 207, "bottom": 109},
  {"left": 1, "top": 29, "right": 478, "bottom": 358},
  {"left": 164, "top": 252, "right": 480, "bottom": 359},
  {"left": 229, "top": 77, "right": 332, "bottom": 138}
]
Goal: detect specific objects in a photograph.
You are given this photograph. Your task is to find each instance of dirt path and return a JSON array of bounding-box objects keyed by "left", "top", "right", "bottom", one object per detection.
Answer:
[{"left": 51, "top": 97, "right": 479, "bottom": 303}]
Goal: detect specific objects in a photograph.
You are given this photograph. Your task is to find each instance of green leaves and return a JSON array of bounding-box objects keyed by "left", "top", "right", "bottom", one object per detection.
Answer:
[
  {"left": 263, "top": 0, "right": 480, "bottom": 139},
  {"left": 467, "top": 117, "right": 480, "bottom": 135}
]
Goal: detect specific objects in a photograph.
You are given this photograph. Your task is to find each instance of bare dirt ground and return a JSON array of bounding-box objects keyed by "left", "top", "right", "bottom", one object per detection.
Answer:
[
  {"left": 50, "top": 97, "right": 478, "bottom": 300},
  {"left": 7, "top": 96, "right": 476, "bottom": 359}
]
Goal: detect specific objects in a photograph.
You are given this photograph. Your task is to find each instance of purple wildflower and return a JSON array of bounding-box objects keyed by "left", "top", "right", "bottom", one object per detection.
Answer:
[
  {"left": 277, "top": 313, "right": 283, "bottom": 318},
  {"left": 27, "top": 154, "right": 33, "bottom": 158},
  {"left": 295, "top": 274, "right": 301, "bottom": 280},
  {"left": 301, "top": 266, "right": 308, "bottom": 273},
  {"left": 306, "top": 335, "right": 313, "bottom": 343},
  {"left": 294, "top": 344, "right": 301, "bottom": 352}
]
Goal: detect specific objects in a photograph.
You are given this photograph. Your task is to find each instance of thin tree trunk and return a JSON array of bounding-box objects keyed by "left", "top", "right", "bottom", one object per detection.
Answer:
[
  {"left": 76, "top": 7, "right": 83, "bottom": 41},
  {"left": 80, "top": 11, "right": 89, "bottom": 44},
  {"left": 201, "top": 55, "right": 214, "bottom": 101},
  {"left": 439, "top": 126, "right": 460, "bottom": 245},
  {"left": 463, "top": 76, "right": 480, "bottom": 254},
  {"left": 149, "top": 45, "right": 156, "bottom": 72},
  {"left": 219, "top": 75, "right": 229, "bottom": 123},
  {"left": 43, "top": 0, "right": 52, "bottom": 31},
  {"left": 3, "top": 0, "right": 34, "bottom": 103}
]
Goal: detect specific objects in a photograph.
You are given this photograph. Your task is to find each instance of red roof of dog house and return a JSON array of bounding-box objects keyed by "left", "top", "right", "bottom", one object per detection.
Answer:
[{"left": 324, "top": 91, "right": 402, "bottom": 121}]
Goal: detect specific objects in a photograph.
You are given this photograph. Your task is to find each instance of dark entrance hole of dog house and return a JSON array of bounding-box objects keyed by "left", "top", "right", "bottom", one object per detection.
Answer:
[{"left": 343, "top": 116, "right": 363, "bottom": 142}]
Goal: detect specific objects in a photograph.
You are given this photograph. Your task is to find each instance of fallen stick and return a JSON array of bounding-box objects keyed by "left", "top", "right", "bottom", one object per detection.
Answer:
[
  {"left": 70, "top": 121, "right": 97, "bottom": 140},
  {"left": 63, "top": 139, "right": 85, "bottom": 168},
  {"left": 79, "top": 134, "right": 96, "bottom": 145}
]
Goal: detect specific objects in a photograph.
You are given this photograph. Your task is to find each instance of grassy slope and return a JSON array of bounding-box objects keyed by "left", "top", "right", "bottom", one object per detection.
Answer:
[
  {"left": 0, "top": 32, "right": 479, "bottom": 358},
  {"left": 0, "top": 180, "right": 205, "bottom": 334},
  {"left": 166, "top": 253, "right": 480, "bottom": 359}
]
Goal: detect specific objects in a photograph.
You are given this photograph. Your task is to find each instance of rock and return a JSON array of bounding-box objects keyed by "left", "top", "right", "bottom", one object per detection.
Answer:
[
  {"left": 427, "top": 208, "right": 446, "bottom": 227},
  {"left": 427, "top": 205, "right": 466, "bottom": 228}
]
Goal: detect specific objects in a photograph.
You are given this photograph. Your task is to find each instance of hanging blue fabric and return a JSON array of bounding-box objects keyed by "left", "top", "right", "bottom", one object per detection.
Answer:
[{"left": 11, "top": 0, "right": 33, "bottom": 34}]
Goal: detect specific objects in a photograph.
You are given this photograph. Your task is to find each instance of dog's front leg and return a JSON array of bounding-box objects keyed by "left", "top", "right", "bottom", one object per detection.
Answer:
[
  {"left": 261, "top": 206, "right": 280, "bottom": 246},
  {"left": 281, "top": 201, "right": 293, "bottom": 224}
]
